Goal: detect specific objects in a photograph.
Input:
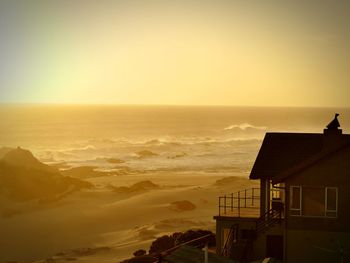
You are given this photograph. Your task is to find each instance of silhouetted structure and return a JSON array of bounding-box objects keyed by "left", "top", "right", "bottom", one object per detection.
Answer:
[
  {"left": 327, "top": 113, "right": 340, "bottom": 130},
  {"left": 214, "top": 114, "right": 350, "bottom": 263}
]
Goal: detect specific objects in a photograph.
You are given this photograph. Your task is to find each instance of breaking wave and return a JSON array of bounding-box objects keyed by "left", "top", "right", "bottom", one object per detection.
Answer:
[
  {"left": 36, "top": 134, "right": 263, "bottom": 175},
  {"left": 224, "top": 123, "right": 267, "bottom": 131}
]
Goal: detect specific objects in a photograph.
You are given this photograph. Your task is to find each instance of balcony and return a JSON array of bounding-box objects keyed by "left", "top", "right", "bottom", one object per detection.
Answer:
[
  {"left": 218, "top": 188, "right": 261, "bottom": 218},
  {"left": 218, "top": 187, "right": 284, "bottom": 218}
]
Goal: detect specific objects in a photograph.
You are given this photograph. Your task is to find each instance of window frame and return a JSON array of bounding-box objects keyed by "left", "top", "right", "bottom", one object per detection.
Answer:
[
  {"left": 289, "top": 185, "right": 338, "bottom": 218},
  {"left": 290, "top": 186, "right": 302, "bottom": 216},
  {"left": 325, "top": 187, "right": 338, "bottom": 217}
]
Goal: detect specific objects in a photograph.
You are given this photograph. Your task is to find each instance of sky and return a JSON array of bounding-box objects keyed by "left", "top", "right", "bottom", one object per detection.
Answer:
[{"left": 0, "top": 0, "right": 349, "bottom": 107}]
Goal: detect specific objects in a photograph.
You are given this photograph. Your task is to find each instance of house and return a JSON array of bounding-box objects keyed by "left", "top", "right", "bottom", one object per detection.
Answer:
[{"left": 214, "top": 114, "right": 350, "bottom": 263}]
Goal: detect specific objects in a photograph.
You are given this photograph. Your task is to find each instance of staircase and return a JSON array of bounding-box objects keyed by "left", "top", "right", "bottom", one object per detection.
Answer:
[
  {"left": 255, "top": 208, "right": 282, "bottom": 234},
  {"left": 221, "top": 208, "right": 283, "bottom": 262}
]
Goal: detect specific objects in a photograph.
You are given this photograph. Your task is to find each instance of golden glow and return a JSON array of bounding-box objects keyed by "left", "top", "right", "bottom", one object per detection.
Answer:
[{"left": 2, "top": 1, "right": 350, "bottom": 107}]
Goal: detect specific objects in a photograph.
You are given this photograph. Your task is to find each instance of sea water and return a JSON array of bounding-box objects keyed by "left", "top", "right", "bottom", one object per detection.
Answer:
[{"left": 0, "top": 104, "right": 349, "bottom": 175}]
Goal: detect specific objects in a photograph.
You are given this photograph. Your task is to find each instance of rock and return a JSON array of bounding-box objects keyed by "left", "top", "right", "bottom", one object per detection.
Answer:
[
  {"left": 169, "top": 200, "right": 196, "bottom": 212},
  {"left": 136, "top": 150, "right": 158, "bottom": 159},
  {"left": 133, "top": 249, "right": 146, "bottom": 257}
]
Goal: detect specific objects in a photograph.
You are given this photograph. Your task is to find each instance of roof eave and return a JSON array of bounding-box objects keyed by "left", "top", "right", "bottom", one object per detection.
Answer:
[{"left": 272, "top": 141, "right": 350, "bottom": 184}]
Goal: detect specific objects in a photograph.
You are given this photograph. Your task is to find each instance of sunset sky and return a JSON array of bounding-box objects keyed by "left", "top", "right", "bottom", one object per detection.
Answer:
[{"left": 1, "top": 0, "right": 350, "bottom": 107}]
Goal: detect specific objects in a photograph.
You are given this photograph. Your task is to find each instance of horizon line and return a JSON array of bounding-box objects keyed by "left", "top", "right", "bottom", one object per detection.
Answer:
[{"left": 0, "top": 102, "right": 349, "bottom": 109}]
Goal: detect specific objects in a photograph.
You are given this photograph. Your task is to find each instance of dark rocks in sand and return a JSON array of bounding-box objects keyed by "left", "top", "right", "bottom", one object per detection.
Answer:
[
  {"left": 132, "top": 180, "right": 159, "bottom": 189},
  {"left": 214, "top": 176, "right": 246, "bottom": 186},
  {"left": 135, "top": 150, "right": 158, "bottom": 159},
  {"left": 169, "top": 200, "right": 196, "bottom": 212},
  {"left": 95, "top": 157, "right": 125, "bottom": 164},
  {"left": 105, "top": 157, "right": 125, "bottom": 164},
  {"left": 167, "top": 152, "right": 187, "bottom": 159},
  {"left": 111, "top": 180, "right": 160, "bottom": 194}
]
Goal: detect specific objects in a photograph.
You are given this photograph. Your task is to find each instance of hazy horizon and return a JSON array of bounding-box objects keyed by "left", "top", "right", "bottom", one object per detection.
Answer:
[
  {"left": 1, "top": 102, "right": 350, "bottom": 109},
  {"left": 1, "top": 0, "right": 350, "bottom": 107}
]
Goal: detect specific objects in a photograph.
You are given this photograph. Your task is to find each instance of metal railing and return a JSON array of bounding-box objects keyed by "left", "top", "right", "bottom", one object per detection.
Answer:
[
  {"left": 255, "top": 208, "right": 282, "bottom": 233},
  {"left": 218, "top": 188, "right": 261, "bottom": 217}
]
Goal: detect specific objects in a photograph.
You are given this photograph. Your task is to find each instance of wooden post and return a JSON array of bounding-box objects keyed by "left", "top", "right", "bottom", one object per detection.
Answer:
[
  {"left": 224, "top": 195, "right": 227, "bottom": 215},
  {"left": 238, "top": 191, "right": 240, "bottom": 217},
  {"left": 252, "top": 188, "right": 254, "bottom": 206},
  {"left": 203, "top": 244, "right": 208, "bottom": 263},
  {"left": 231, "top": 193, "right": 233, "bottom": 212},
  {"left": 244, "top": 189, "right": 247, "bottom": 207}
]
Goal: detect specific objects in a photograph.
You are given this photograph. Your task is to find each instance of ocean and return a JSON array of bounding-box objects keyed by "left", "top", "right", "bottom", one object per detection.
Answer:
[{"left": 0, "top": 104, "right": 349, "bottom": 176}]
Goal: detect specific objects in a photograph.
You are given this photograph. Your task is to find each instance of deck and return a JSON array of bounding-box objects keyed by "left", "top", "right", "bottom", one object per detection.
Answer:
[
  {"left": 218, "top": 188, "right": 261, "bottom": 218},
  {"left": 217, "top": 187, "right": 284, "bottom": 218}
]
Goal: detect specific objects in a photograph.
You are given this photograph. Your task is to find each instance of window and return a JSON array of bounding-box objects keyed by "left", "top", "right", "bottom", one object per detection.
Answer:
[
  {"left": 302, "top": 187, "right": 325, "bottom": 216},
  {"left": 290, "top": 186, "right": 301, "bottom": 215},
  {"left": 289, "top": 186, "right": 338, "bottom": 218},
  {"left": 271, "top": 183, "right": 284, "bottom": 201},
  {"left": 326, "top": 187, "right": 338, "bottom": 217}
]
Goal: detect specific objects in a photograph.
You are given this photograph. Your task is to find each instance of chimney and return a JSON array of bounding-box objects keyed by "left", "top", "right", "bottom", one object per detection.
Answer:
[{"left": 323, "top": 113, "right": 342, "bottom": 149}]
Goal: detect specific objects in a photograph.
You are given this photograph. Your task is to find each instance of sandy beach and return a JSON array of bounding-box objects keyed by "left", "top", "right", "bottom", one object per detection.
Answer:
[{"left": 0, "top": 169, "right": 257, "bottom": 263}]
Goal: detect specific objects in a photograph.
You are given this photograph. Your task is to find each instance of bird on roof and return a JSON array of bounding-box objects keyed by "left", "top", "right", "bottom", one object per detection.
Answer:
[{"left": 326, "top": 113, "right": 340, "bottom": 130}]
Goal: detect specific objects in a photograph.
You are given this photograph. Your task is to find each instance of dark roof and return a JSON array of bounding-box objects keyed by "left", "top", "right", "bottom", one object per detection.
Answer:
[
  {"left": 250, "top": 131, "right": 350, "bottom": 180},
  {"left": 249, "top": 133, "right": 324, "bottom": 180},
  {"left": 164, "top": 245, "right": 237, "bottom": 263},
  {"left": 272, "top": 140, "right": 350, "bottom": 184}
]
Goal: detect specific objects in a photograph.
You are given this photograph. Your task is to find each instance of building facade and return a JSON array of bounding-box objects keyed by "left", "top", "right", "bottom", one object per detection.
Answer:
[{"left": 214, "top": 115, "right": 350, "bottom": 262}]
